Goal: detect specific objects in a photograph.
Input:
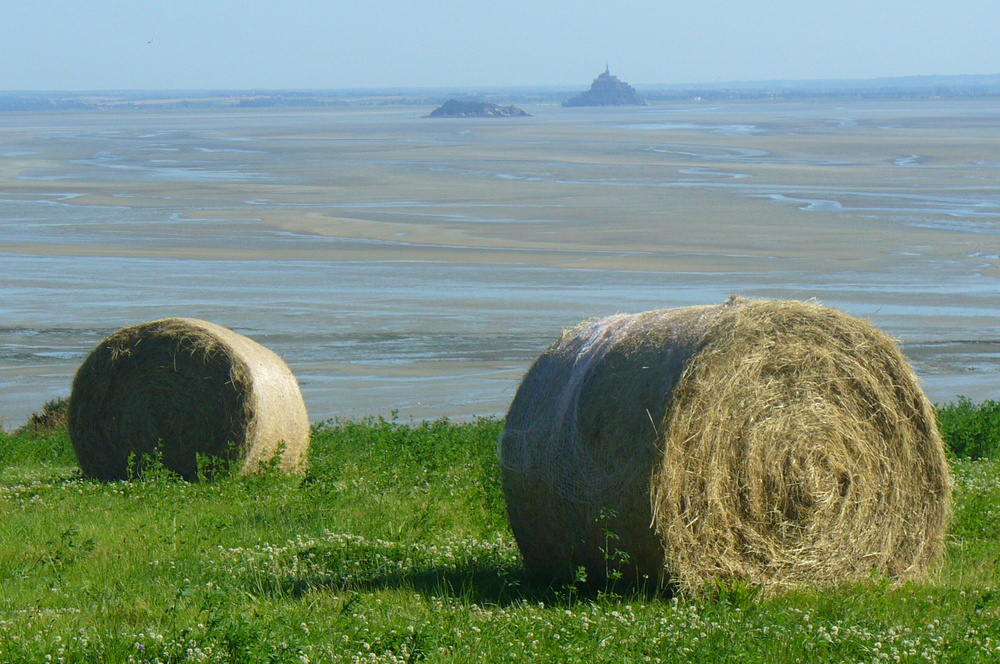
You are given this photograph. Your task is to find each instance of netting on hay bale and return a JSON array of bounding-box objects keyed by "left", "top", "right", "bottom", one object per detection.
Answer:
[
  {"left": 69, "top": 318, "right": 310, "bottom": 481},
  {"left": 499, "top": 297, "right": 952, "bottom": 594}
]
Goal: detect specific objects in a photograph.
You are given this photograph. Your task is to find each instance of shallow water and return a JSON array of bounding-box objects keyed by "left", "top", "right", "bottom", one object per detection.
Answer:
[{"left": 1, "top": 100, "right": 998, "bottom": 427}]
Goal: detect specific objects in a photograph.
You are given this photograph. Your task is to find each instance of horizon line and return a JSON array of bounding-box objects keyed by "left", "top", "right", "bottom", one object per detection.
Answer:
[{"left": 4, "top": 71, "right": 1000, "bottom": 95}]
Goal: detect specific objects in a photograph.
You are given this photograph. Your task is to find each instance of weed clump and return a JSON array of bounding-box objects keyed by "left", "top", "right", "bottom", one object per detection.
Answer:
[{"left": 18, "top": 397, "right": 69, "bottom": 435}]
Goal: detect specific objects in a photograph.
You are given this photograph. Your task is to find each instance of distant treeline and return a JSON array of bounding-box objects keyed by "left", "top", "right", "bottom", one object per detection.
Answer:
[
  {"left": 0, "top": 95, "right": 93, "bottom": 111},
  {"left": 0, "top": 90, "right": 571, "bottom": 112},
  {"left": 642, "top": 87, "right": 1000, "bottom": 102},
  {"left": 644, "top": 73, "right": 1000, "bottom": 102}
]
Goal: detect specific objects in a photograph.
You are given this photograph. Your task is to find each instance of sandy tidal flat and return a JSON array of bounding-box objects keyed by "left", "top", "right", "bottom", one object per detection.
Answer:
[{"left": 1, "top": 100, "right": 998, "bottom": 427}]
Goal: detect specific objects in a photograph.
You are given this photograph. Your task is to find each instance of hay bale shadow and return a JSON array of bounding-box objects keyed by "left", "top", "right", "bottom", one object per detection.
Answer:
[{"left": 241, "top": 560, "right": 664, "bottom": 607}]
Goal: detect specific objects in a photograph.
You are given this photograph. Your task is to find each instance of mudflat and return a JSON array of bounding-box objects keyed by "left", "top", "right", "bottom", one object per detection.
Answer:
[{"left": 1, "top": 100, "right": 997, "bottom": 426}]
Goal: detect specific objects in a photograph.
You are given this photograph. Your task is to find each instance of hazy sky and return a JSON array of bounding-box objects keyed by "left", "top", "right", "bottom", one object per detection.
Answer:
[{"left": 3, "top": 0, "right": 999, "bottom": 90}]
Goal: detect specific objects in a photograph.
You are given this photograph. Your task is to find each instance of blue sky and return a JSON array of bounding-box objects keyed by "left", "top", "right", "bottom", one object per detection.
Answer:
[{"left": 3, "top": 0, "right": 999, "bottom": 90}]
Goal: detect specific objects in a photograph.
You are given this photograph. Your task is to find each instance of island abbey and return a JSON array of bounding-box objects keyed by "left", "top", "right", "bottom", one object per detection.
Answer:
[{"left": 563, "top": 66, "right": 646, "bottom": 107}]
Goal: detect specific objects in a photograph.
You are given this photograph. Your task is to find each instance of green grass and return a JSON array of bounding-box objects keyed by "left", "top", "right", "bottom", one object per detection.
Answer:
[{"left": 1, "top": 401, "right": 999, "bottom": 663}]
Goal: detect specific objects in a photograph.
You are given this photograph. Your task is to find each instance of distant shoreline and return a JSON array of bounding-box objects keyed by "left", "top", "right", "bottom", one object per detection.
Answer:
[{"left": 4, "top": 73, "right": 1000, "bottom": 111}]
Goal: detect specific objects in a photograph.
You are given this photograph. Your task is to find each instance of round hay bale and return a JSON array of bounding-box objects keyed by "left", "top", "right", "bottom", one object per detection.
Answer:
[
  {"left": 69, "top": 318, "right": 310, "bottom": 481},
  {"left": 499, "top": 298, "right": 952, "bottom": 594}
]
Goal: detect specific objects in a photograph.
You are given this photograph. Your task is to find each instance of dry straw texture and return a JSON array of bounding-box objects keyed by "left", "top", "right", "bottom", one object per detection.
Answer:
[
  {"left": 69, "top": 318, "right": 310, "bottom": 481},
  {"left": 499, "top": 298, "right": 952, "bottom": 594}
]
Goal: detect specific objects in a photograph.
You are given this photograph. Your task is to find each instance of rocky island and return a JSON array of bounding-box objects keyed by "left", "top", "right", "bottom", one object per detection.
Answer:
[
  {"left": 563, "top": 67, "right": 646, "bottom": 107},
  {"left": 427, "top": 99, "right": 530, "bottom": 118}
]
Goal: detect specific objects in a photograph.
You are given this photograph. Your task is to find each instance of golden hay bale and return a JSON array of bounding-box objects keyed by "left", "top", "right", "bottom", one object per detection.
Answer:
[
  {"left": 499, "top": 297, "right": 952, "bottom": 594},
  {"left": 69, "top": 318, "right": 310, "bottom": 481}
]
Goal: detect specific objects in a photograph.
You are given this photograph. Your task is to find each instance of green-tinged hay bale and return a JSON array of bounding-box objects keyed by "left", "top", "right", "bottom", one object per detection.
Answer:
[
  {"left": 69, "top": 318, "right": 310, "bottom": 481},
  {"left": 499, "top": 298, "right": 952, "bottom": 594}
]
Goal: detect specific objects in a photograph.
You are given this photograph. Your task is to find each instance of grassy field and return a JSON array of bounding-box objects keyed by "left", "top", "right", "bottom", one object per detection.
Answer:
[{"left": 1, "top": 401, "right": 999, "bottom": 663}]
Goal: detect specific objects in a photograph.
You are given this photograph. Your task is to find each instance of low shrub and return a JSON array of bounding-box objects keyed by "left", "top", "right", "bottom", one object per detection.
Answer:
[{"left": 937, "top": 397, "right": 1000, "bottom": 459}]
